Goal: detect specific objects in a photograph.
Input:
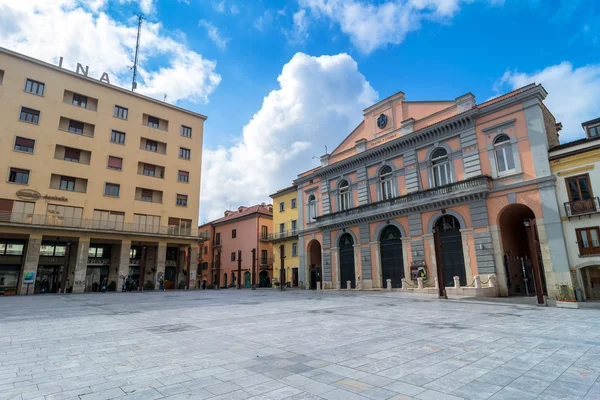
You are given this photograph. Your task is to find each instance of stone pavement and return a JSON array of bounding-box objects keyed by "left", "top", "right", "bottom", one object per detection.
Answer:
[{"left": 1, "top": 290, "right": 600, "bottom": 400}]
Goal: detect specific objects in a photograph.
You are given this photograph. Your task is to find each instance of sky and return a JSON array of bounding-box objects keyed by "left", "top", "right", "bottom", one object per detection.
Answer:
[{"left": 1, "top": 0, "right": 599, "bottom": 223}]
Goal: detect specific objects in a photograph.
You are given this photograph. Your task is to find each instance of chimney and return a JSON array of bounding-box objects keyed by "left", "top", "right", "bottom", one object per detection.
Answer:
[
  {"left": 401, "top": 118, "right": 414, "bottom": 135},
  {"left": 320, "top": 154, "right": 330, "bottom": 167},
  {"left": 455, "top": 93, "right": 476, "bottom": 113},
  {"left": 355, "top": 139, "right": 367, "bottom": 153}
]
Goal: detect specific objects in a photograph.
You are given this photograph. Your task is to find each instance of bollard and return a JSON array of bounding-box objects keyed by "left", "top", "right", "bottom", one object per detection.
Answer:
[
  {"left": 316, "top": 282, "right": 321, "bottom": 291},
  {"left": 474, "top": 275, "right": 481, "bottom": 289},
  {"left": 434, "top": 277, "right": 438, "bottom": 290},
  {"left": 417, "top": 277, "right": 423, "bottom": 289},
  {"left": 386, "top": 279, "right": 392, "bottom": 291},
  {"left": 346, "top": 280, "right": 351, "bottom": 290},
  {"left": 401, "top": 278, "right": 407, "bottom": 290},
  {"left": 488, "top": 274, "right": 496, "bottom": 287},
  {"left": 336, "top": 281, "right": 341, "bottom": 290},
  {"left": 453, "top": 276, "right": 460, "bottom": 289},
  {"left": 357, "top": 280, "right": 362, "bottom": 290}
]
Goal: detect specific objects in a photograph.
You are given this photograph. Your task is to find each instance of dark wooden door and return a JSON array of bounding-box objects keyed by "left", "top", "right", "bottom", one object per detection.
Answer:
[
  {"left": 380, "top": 226, "right": 404, "bottom": 288},
  {"left": 436, "top": 216, "right": 466, "bottom": 287},
  {"left": 339, "top": 233, "right": 355, "bottom": 288}
]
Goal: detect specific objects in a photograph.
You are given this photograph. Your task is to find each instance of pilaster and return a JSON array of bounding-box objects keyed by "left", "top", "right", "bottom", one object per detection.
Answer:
[
  {"left": 188, "top": 246, "right": 198, "bottom": 289},
  {"left": 18, "top": 235, "right": 42, "bottom": 295},
  {"left": 72, "top": 240, "right": 90, "bottom": 294},
  {"left": 155, "top": 242, "right": 167, "bottom": 290}
]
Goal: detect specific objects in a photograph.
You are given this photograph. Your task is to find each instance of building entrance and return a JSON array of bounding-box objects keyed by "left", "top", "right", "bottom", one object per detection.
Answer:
[
  {"left": 36, "top": 265, "right": 62, "bottom": 293},
  {"left": 435, "top": 215, "right": 466, "bottom": 287},
  {"left": 85, "top": 266, "right": 109, "bottom": 292},
  {"left": 380, "top": 225, "right": 404, "bottom": 288},
  {"left": 339, "top": 233, "right": 356, "bottom": 288}
]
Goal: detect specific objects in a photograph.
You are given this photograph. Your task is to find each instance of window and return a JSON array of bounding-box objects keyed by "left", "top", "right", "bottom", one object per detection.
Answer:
[
  {"left": 0, "top": 240, "right": 25, "bottom": 256},
  {"left": 292, "top": 243, "right": 298, "bottom": 257},
  {"left": 0, "top": 70, "right": 4, "bottom": 85},
  {"left": 147, "top": 116, "right": 159, "bottom": 128},
  {"left": 280, "top": 223, "right": 285, "bottom": 234},
  {"left": 587, "top": 124, "right": 600, "bottom": 139},
  {"left": 93, "top": 209, "right": 124, "bottom": 229},
  {"left": 231, "top": 252, "right": 236, "bottom": 261},
  {"left": 72, "top": 93, "right": 87, "bottom": 108},
  {"left": 494, "top": 135, "right": 515, "bottom": 174},
  {"left": 133, "top": 214, "right": 160, "bottom": 232},
  {"left": 59, "top": 176, "right": 76, "bottom": 191},
  {"left": 145, "top": 140, "right": 158, "bottom": 152},
  {"left": 110, "top": 130, "right": 126, "bottom": 144},
  {"left": 291, "top": 198, "right": 297, "bottom": 209},
  {"left": 380, "top": 165, "right": 394, "bottom": 200},
  {"left": 64, "top": 148, "right": 81, "bottom": 162},
  {"left": 291, "top": 220, "right": 297, "bottom": 233},
  {"left": 308, "top": 194, "right": 317, "bottom": 221},
  {"left": 338, "top": 180, "right": 350, "bottom": 211},
  {"left": 104, "top": 183, "right": 120, "bottom": 197},
  {"left": 24, "top": 78, "right": 45, "bottom": 95},
  {"left": 141, "top": 189, "right": 153, "bottom": 202},
  {"left": 114, "top": 105, "right": 128, "bottom": 119},
  {"left": 14, "top": 137, "right": 35, "bottom": 153},
  {"left": 178, "top": 170, "right": 189, "bottom": 183},
  {"left": 261, "top": 225, "right": 268, "bottom": 239},
  {"left": 176, "top": 194, "right": 188, "bottom": 206},
  {"left": 232, "top": 229, "right": 237, "bottom": 238},
  {"left": 567, "top": 174, "right": 593, "bottom": 202},
  {"left": 261, "top": 250, "right": 268, "bottom": 265},
  {"left": 8, "top": 168, "right": 29, "bottom": 184},
  {"left": 279, "top": 202, "right": 285, "bottom": 212},
  {"left": 577, "top": 227, "right": 600, "bottom": 256},
  {"left": 107, "top": 156, "right": 123, "bottom": 170},
  {"left": 181, "top": 125, "right": 192, "bottom": 137},
  {"left": 431, "top": 148, "right": 451, "bottom": 187},
  {"left": 19, "top": 107, "right": 40, "bottom": 124},
  {"left": 68, "top": 120, "right": 84, "bottom": 134},
  {"left": 204, "top": 246, "right": 208, "bottom": 254},
  {"left": 179, "top": 147, "right": 191, "bottom": 160},
  {"left": 143, "top": 164, "right": 156, "bottom": 176},
  {"left": 216, "top": 232, "right": 221, "bottom": 245}
]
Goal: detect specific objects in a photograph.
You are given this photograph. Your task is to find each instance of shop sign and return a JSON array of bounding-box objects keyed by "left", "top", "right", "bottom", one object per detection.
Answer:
[
  {"left": 166, "top": 260, "right": 177, "bottom": 267},
  {"left": 23, "top": 272, "right": 35, "bottom": 284},
  {"left": 39, "top": 256, "right": 64, "bottom": 265},
  {"left": 410, "top": 261, "right": 427, "bottom": 280},
  {"left": 88, "top": 258, "right": 110, "bottom": 266},
  {"left": 16, "top": 189, "right": 68, "bottom": 202}
]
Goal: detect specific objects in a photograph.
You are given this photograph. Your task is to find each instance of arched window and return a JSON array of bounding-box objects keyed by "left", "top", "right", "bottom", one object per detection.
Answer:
[
  {"left": 307, "top": 194, "right": 317, "bottom": 222},
  {"left": 431, "top": 148, "right": 451, "bottom": 187},
  {"left": 338, "top": 180, "right": 350, "bottom": 211},
  {"left": 494, "top": 134, "right": 515, "bottom": 174},
  {"left": 380, "top": 166, "right": 394, "bottom": 200}
]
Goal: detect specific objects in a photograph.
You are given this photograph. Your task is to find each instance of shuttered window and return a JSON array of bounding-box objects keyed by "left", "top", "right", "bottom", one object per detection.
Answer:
[
  {"left": 107, "top": 156, "right": 123, "bottom": 170},
  {"left": 178, "top": 170, "right": 189, "bottom": 182},
  {"left": 64, "top": 148, "right": 81, "bottom": 162},
  {"left": 14, "top": 137, "right": 35, "bottom": 153}
]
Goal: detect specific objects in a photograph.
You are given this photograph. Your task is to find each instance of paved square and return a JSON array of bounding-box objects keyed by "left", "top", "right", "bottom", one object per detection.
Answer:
[{"left": 1, "top": 290, "right": 599, "bottom": 400}]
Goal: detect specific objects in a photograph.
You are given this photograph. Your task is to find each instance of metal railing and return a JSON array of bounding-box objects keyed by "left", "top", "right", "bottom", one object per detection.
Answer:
[
  {"left": 565, "top": 197, "right": 600, "bottom": 218},
  {"left": 0, "top": 211, "right": 198, "bottom": 237},
  {"left": 260, "top": 257, "right": 274, "bottom": 267},
  {"left": 260, "top": 232, "right": 269, "bottom": 241},
  {"left": 268, "top": 229, "right": 298, "bottom": 241}
]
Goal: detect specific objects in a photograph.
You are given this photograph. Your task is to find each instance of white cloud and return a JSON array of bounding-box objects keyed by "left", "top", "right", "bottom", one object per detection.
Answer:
[
  {"left": 200, "top": 53, "right": 378, "bottom": 220},
  {"left": 286, "top": 9, "right": 309, "bottom": 44},
  {"left": 0, "top": 0, "right": 221, "bottom": 104},
  {"left": 212, "top": 0, "right": 239, "bottom": 15},
  {"left": 297, "top": 0, "right": 497, "bottom": 53},
  {"left": 254, "top": 10, "right": 273, "bottom": 31},
  {"left": 199, "top": 19, "right": 230, "bottom": 50},
  {"left": 497, "top": 62, "right": 600, "bottom": 142}
]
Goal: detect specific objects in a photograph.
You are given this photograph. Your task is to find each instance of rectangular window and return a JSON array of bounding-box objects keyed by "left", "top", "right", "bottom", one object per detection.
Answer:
[
  {"left": 64, "top": 147, "right": 81, "bottom": 162},
  {"left": 145, "top": 140, "right": 158, "bottom": 152},
  {"left": 204, "top": 246, "right": 208, "bottom": 254},
  {"left": 141, "top": 189, "right": 153, "bottom": 202},
  {"left": 179, "top": 147, "right": 191, "bottom": 160},
  {"left": 14, "top": 137, "right": 35, "bottom": 153},
  {"left": 8, "top": 168, "right": 29, "bottom": 184},
  {"left": 110, "top": 130, "right": 126, "bottom": 144},
  {"left": 24, "top": 78, "right": 45, "bottom": 95},
  {"left": 104, "top": 183, "right": 120, "bottom": 197},
  {"left": 231, "top": 252, "right": 236, "bottom": 261},
  {"left": 291, "top": 220, "right": 297, "bottom": 232},
  {"left": 587, "top": 124, "right": 599, "bottom": 138},
  {"left": 261, "top": 225, "right": 268, "bottom": 239},
  {"left": 114, "top": 105, "right": 128, "bottom": 119},
  {"left": 216, "top": 232, "right": 221, "bottom": 245},
  {"left": 292, "top": 243, "right": 298, "bottom": 257},
  {"left": 566, "top": 174, "right": 593, "bottom": 202},
  {"left": 176, "top": 194, "right": 188, "bottom": 206},
  {"left": 72, "top": 93, "right": 88, "bottom": 108},
  {"left": 107, "top": 156, "right": 123, "bottom": 170},
  {"left": 577, "top": 227, "right": 600, "bottom": 256},
  {"left": 68, "top": 120, "right": 84, "bottom": 134},
  {"left": 261, "top": 250, "right": 268, "bottom": 265},
  {"left": 232, "top": 229, "right": 236, "bottom": 238},
  {"left": 59, "top": 176, "right": 76, "bottom": 191},
  {"left": 19, "top": 107, "right": 40, "bottom": 124},
  {"left": 147, "top": 116, "right": 160, "bottom": 128},
  {"left": 181, "top": 125, "right": 192, "bottom": 137},
  {"left": 280, "top": 223, "right": 285, "bottom": 233},
  {"left": 279, "top": 202, "right": 284, "bottom": 212},
  {"left": 178, "top": 170, "right": 190, "bottom": 183},
  {"left": 291, "top": 198, "right": 297, "bottom": 209},
  {"left": 143, "top": 164, "right": 156, "bottom": 176}
]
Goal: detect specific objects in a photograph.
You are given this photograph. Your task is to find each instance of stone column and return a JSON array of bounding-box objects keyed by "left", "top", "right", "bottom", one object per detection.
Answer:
[
  {"left": 178, "top": 249, "right": 186, "bottom": 289},
  {"left": 401, "top": 237, "right": 411, "bottom": 281},
  {"left": 489, "top": 225, "right": 508, "bottom": 296},
  {"left": 353, "top": 244, "right": 361, "bottom": 289},
  {"left": 370, "top": 241, "right": 381, "bottom": 288},
  {"left": 460, "top": 228, "right": 474, "bottom": 286},
  {"left": 332, "top": 247, "right": 340, "bottom": 288},
  {"left": 117, "top": 240, "right": 131, "bottom": 290},
  {"left": 72, "top": 240, "right": 90, "bottom": 294},
  {"left": 108, "top": 243, "right": 121, "bottom": 289},
  {"left": 18, "top": 234, "right": 42, "bottom": 295},
  {"left": 188, "top": 246, "right": 198, "bottom": 289},
  {"left": 422, "top": 234, "right": 437, "bottom": 281},
  {"left": 155, "top": 242, "right": 167, "bottom": 291}
]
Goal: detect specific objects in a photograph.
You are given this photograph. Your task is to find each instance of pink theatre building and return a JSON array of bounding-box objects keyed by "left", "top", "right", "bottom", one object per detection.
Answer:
[{"left": 294, "top": 85, "right": 571, "bottom": 299}]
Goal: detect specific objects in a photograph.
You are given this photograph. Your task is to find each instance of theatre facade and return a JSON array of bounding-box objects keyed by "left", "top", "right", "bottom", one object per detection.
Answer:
[{"left": 294, "top": 84, "right": 571, "bottom": 299}]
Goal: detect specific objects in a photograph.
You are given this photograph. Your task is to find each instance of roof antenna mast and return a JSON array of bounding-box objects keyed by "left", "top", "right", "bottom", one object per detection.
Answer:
[{"left": 131, "top": 13, "right": 145, "bottom": 92}]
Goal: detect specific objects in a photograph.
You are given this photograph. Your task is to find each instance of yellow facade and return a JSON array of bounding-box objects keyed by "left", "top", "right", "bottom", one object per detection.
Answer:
[
  {"left": 270, "top": 185, "right": 300, "bottom": 286},
  {"left": 0, "top": 48, "right": 205, "bottom": 295}
]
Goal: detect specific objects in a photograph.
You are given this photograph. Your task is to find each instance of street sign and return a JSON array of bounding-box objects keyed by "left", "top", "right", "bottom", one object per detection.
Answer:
[{"left": 23, "top": 272, "right": 35, "bottom": 284}]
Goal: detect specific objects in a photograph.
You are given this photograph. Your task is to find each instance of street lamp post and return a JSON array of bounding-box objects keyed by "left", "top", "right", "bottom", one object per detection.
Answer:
[{"left": 237, "top": 250, "right": 242, "bottom": 289}]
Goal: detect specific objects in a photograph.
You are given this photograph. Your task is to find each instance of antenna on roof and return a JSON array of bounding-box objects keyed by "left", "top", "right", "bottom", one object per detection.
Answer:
[
  {"left": 325, "top": 145, "right": 328, "bottom": 154},
  {"left": 163, "top": 93, "right": 167, "bottom": 102},
  {"left": 131, "top": 13, "right": 145, "bottom": 92}
]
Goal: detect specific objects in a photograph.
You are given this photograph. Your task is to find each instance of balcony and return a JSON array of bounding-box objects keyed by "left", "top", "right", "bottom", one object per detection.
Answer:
[
  {"left": 565, "top": 198, "right": 600, "bottom": 218},
  {"left": 268, "top": 229, "right": 298, "bottom": 241},
  {"left": 259, "top": 257, "right": 274, "bottom": 269},
  {"left": 0, "top": 211, "right": 200, "bottom": 238},
  {"left": 315, "top": 175, "right": 492, "bottom": 228},
  {"left": 260, "top": 232, "right": 270, "bottom": 241}
]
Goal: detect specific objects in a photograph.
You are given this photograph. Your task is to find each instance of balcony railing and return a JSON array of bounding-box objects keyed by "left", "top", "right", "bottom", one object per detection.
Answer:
[
  {"left": 565, "top": 198, "right": 600, "bottom": 218},
  {"left": 0, "top": 211, "right": 198, "bottom": 238},
  {"left": 315, "top": 175, "right": 492, "bottom": 226},
  {"left": 268, "top": 229, "right": 298, "bottom": 241},
  {"left": 260, "top": 232, "right": 269, "bottom": 241},
  {"left": 260, "top": 257, "right": 274, "bottom": 268}
]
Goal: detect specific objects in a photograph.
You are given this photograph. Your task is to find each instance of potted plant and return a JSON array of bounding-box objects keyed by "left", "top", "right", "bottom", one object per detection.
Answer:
[
  {"left": 555, "top": 283, "right": 578, "bottom": 309},
  {"left": 3, "top": 287, "right": 17, "bottom": 296}
]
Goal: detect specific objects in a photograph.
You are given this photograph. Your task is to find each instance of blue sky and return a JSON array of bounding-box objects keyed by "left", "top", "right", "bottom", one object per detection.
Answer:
[{"left": 2, "top": 0, "right": 599, "bottom": 221}]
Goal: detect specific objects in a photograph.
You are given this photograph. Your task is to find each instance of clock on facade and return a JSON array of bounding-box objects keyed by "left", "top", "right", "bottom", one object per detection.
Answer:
[{"left": 377, "top": 113, "right": 388, "bottom": 129}]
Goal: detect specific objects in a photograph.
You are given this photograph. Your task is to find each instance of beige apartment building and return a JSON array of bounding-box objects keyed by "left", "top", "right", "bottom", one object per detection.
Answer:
[{"left": 0, "top": 47, "right": 204, "bottom": 295}]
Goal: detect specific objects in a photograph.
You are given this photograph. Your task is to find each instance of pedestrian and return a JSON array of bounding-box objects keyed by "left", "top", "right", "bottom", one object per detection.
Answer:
[
  {"left": 122, "top": 276, "right": 127, "bottom": 292},
  {"left": 159, "top": 275, "right": 164, "bottom": 291}
]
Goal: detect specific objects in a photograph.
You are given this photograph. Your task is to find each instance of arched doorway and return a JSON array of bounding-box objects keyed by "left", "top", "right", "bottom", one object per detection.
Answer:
[
  {"left": 244, "top": 271, "right": 251, "bottom": 288},
  {"left": 499, "top": 204, "right": 546, "bottom": 296},
  {"left": 308, "top": 240, "right": 322, "bottom": 289},
  {"left": 339, "top": 233, "right": 356, "bottom": 288},
  {"left": 259, "top": 271, "right": 269, "bottom": 287},
  {"left": 223, "top": 273, "right": 228, "bottom": 288},
  {"left": 380, "top": 225, "right": 404, "bottom": 288},
  {"left": 436, "top": 215, "right": 466, "bottom": 287}
]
